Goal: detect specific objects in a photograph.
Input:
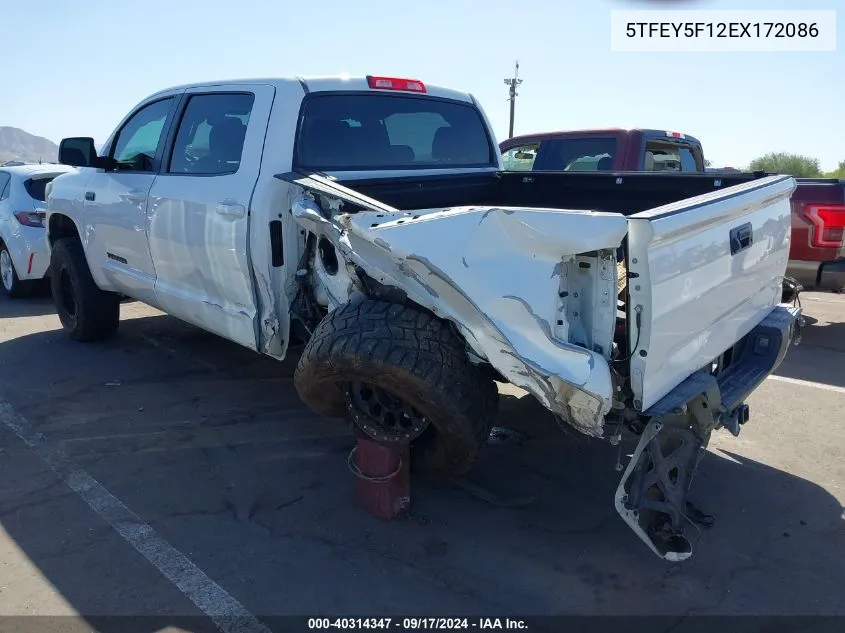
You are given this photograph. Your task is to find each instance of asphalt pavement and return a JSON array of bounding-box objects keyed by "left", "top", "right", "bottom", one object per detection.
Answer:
[{"left": 0, "top": 289, "right": 843, "bottom": 632}]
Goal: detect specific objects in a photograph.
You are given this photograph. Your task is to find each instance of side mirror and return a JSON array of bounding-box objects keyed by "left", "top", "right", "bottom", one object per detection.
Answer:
[{"left": 59, "top": 137, "right": 99, "bottom": 167}]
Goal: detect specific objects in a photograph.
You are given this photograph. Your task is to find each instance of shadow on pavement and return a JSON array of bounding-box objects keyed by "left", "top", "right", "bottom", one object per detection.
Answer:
[
  {"left": 0, "top": 292, "right": 56, "bottom": 318},
  {"left": 0, "top": 314, "right": 843, "bottom": 632},
  {"left": 773, "top": 315, "right": 845, "bottom": 389}
]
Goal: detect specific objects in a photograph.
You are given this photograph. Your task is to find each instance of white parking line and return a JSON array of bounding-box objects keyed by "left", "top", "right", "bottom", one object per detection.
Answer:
[
  {"left": 767, "top": 375, "right": 845, "bottom": 394},
  {"left": 0, "top": 401, "right": 271, "bottom": 633}
]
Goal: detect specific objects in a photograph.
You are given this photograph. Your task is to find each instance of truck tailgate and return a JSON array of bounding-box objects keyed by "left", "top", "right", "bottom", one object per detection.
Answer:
[{"left": 626, "top": 175, "right": 796, "bottom": 412}]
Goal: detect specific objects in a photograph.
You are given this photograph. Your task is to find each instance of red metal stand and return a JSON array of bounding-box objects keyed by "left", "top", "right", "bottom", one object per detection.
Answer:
[{"left": 349, "top": 435, "right": 410, "bottom": 519}]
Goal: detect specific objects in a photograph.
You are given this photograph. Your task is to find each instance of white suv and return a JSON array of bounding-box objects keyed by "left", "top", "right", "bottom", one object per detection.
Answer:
[{"left": 0, "top": 164, "right": 75, "bottom": 297}]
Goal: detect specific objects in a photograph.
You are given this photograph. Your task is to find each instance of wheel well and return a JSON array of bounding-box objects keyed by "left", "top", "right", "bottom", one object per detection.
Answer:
[{"left": 48, "top": 214, "right": 81, "bottom": 245}]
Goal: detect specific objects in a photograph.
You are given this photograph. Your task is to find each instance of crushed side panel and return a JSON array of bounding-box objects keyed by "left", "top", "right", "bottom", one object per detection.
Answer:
[{"left": 291, "top": 195, "right": 627, "bottom": 437}]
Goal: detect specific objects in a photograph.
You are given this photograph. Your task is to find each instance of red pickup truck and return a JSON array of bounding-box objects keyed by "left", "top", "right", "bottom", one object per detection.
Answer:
[
  {"left": 500, "top": 130, "right": 845, "bottom": 292},
  {"left": 785, "top": 179, "right": 845, "bottom": 292},
  {"left": 499, "top": 128, "right": 706, "bottom": 173}
]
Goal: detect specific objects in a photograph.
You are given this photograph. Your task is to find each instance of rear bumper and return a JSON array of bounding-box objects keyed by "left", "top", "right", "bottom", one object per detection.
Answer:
[
  {"left": 4, "top": 230, "right": 50, "bottom": 282},
  {"left": 787, "top": 258, "right": 845, "bottom": 292},
  {"left": 716, "top": 304, "right": 802, "bottom": 413},
  {"left": 619, "top": 304, "right": 802, "bottom": 561},
  {"left": 645, "top": 304, "right": 802, "bottom": 419}
]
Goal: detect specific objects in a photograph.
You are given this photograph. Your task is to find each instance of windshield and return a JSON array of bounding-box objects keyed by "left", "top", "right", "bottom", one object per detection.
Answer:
[{"left": 295, "top": 94, "right": 495, "bottom": 170}]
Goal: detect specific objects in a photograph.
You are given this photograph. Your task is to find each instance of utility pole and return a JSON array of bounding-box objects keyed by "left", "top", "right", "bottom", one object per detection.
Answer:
[{"left": 503, "top": 61, "right": 523, "bottom": 139}]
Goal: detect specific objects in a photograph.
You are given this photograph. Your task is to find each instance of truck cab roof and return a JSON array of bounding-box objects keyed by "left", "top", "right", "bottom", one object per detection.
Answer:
[
  {"left": 147, "top": 75, "right": 477, "bottom": 104},
  {"left": 501, "top": 128, "right": 702, "bottom": 149},
  {"left": 500, "top": 128, "right": 705, "bottom": 173}
]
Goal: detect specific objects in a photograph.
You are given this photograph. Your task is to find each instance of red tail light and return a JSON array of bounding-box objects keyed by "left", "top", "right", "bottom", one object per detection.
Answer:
[
  {"left": 367, "top": 76, "right": 426, "bottom": 93},
  {"left": 13, "top": 211, "right": 45, "bottom": 228},
  {"left": 807, "top": 204, "right": 845, "bottom": 248}
]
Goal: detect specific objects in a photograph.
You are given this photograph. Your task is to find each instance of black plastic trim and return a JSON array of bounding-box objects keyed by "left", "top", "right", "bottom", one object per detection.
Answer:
[{"left": 269, "top": 220, "right": 284, "bottom": 267}]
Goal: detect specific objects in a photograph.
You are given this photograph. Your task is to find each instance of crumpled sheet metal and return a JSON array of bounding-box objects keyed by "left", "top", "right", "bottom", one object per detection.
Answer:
[{"left": 292, "top": 197, "right": 628, "bottom": 437}]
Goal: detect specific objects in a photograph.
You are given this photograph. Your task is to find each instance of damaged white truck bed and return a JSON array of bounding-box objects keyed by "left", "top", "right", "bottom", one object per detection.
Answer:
[
  {"left": 288, "top": 179, "right": 626, "bottom": 438},
  {"left": 45, "top": 75, "right": 803, "bottom": 561}
]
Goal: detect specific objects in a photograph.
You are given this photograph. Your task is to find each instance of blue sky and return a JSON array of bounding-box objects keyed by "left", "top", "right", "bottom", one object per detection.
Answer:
[{"left": 2, "top": 0, "right": 842, "bottom": 170}]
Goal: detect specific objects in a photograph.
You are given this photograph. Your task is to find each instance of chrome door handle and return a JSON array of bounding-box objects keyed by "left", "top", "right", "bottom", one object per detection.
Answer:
[{"left": 215, "top": 202, "right": 246, "bottom": 218}]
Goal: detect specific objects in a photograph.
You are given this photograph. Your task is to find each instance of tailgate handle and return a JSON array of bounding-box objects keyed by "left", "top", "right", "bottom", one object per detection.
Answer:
[{"left": 730, "top": 223, "right": 753, "bottom": 255}]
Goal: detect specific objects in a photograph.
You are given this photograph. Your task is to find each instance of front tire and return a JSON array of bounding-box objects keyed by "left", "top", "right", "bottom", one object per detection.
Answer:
[
  {"left": 294, "top": 299, "right": 498, "bottom": 478},
  {"left": 0, "top": 243, "right": 34, "bottom": 299},
  {"left": 50, "top": 237, "right": 120, "bottom": 341}
]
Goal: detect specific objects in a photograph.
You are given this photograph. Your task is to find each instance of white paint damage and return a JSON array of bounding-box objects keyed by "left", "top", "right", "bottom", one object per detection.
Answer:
[{"left": 291, "top": 193, "right": 629, "bottom": 437}]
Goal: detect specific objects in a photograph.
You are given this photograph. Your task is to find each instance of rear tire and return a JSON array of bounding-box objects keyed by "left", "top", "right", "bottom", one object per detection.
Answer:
[
  {"left": 50, "top": 237, "right": 120, "bottom": 341},
  {"left": 294, "top": 299, "right": 498, "bottom": 478},
  {"left": 0, "top": 243, "right": 35, "bottom": 299}
]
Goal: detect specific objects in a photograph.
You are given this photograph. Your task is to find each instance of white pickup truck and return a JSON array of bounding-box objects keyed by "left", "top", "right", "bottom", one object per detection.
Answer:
[{"left": 45, "top": 75, "right": 802, "bottom": 561}]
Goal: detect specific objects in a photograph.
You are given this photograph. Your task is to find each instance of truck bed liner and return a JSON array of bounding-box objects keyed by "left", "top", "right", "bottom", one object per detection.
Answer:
[{"left": 341, "top": 170, "right": 773, "bottom": 217}]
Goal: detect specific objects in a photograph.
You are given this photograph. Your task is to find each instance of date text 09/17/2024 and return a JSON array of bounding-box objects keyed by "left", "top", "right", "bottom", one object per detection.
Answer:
[{"left": 307, "top": 618, "right": 529, "bottom": 630}]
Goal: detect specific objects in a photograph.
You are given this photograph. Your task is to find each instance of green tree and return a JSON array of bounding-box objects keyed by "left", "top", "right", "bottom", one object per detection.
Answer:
[
  {"left": 748, "top": 152, "right": 822, "bottom": 177},
  {"left": 823, "top": 160, "right": 845, "bottom": 179}
]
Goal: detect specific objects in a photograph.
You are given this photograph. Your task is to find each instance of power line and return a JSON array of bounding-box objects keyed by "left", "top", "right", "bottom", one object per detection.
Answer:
[{"left": 503, "top": 61, "right": 523, "bottom": 139}]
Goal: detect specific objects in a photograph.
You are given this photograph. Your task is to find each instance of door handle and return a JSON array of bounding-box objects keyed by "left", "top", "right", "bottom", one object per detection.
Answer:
[
  {"left": 215, "top": 202, "right": 246, "bottom": 218},
  {"left": 85, "top": 191, "right": 95, "bottom": 201}
]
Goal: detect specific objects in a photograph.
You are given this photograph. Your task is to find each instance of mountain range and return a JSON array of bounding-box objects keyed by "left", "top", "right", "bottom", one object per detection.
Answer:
[{"left": 0, "top": 126, "right": 59, "bottom": 164}]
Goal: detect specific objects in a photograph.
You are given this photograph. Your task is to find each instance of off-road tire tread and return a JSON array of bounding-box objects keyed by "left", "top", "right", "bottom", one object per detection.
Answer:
[
  {"left": 50, "top": 237, "right": 120, "bottom": 342},
  {"left": 295, "top": 299, "right": 498, "bottom": 477}
]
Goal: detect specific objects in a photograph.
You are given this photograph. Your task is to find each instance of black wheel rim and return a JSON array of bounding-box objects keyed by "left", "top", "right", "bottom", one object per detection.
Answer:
[
  {"left": 345, "top": 381, "right": 430, "bottom": 443},
  {"left": 59, "top": 268, "right": 77, "bottom": 318}
]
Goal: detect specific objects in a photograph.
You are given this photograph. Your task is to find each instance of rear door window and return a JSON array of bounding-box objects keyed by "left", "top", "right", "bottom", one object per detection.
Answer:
[
  {"left": 535, "top": 138, "right": 617, "bottom": 171},
  {"left": 168, "top": 93, "right": 255, "bottom": 175},
  {"left": 295, "top": 94, "right": 494, "bottom": 170},
  {"left": 0, "top": 172, "right": 9, "bottom": 200}
]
